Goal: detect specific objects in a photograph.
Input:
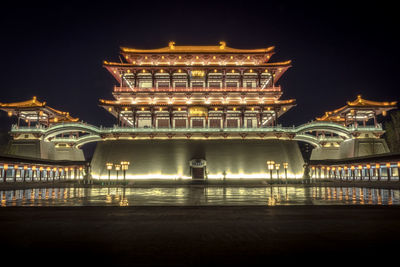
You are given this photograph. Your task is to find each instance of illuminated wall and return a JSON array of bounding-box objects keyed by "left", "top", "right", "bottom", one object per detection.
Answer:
[{"left": 91, "top": 139, "right": 305, "bottom": 180}]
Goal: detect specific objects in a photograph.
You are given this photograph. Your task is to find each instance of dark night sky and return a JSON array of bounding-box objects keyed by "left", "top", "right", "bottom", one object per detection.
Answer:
[{"left": 0, "top": 1, "right": 399, "bottom": 131}]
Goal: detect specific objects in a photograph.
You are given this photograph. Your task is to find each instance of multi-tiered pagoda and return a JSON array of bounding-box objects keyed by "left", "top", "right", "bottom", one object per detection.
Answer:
[
  {"left": 89, "top": 42, "right": 305, "bottom": 180},
  {"left": 100, "top": 41, "right": 295, "bottom": 130}
]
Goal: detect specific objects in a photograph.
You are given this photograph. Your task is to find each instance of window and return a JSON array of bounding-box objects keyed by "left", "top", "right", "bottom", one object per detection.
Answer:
[
  {"left": 227, "top": 119, "right": 238, "bottom": 128},
  {"left": 174, "top": 82, "right": 187, "bottom": 88},
  {"left": 247, "top": 119, "right": 253, "bottom": 128},
  {"left": 192, "top": 82, "right": 204, "bottom": 88},
  {"left": 209, "top": 119, "right": 221, "bottom": 128},
  {"left": 226, "top": 82, "right": 238, "bottom": 88},
  {"left": 246, "top": 82, "right": 253, "bottom": 88},
  {"left": 157, "top": 82, "right": 170, "bottom": 88},
  {"left": 139, "top": 81, "right": 152, "bottom": 88},
  {"left": 192, "top": 119, "right": 203, "bottom": 128},
  {"left": 208, "top": 82, "right": 221, "bottom": 88},
  {"left": 175, "top": 119, "right": 186, "bottom": 128},
  {"left": 157, "top": 119, "right": 169, "bottom": 128}
]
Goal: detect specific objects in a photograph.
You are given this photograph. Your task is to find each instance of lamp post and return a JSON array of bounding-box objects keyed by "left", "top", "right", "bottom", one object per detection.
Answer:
[
  {"left": 376, "top": 163, "right": 381, "bottom": 181},
  {"left": 283, "top": 162, "right": 288, "bottom": 184},
  {"left": 275, "top": 163, "right": 280, "bottom": 183},
  {"left": 13, "top": 165, "right": 18, "bottom": 182},
  {"left": 327, "top": 167, "right": 331, "bottom": 180},
  {"left": 358, "top": 165, "right": 363, "bottom": 181},
  {"left": 386, "top": 163, "right": 391, "bottom": 181},
  {"left": 3, "top": 164, "right": 8, "bottom": 183},
  {"left": 106, "top": 163, "right": 113, "bottom": 185},
  {"left": 366, "top": 164, "right": 371, "bottom": 181},
  {"left": 338, "top": 167, "right": 342, "bottom": 181},
  {"left": 351, "top": 166, "right": 355, "bottom": 181},
  {"left": 23, "top": 165, "right": 28, "bottom": 183},
  {"left": 121, "top": 161, "right": 130, "bottom": 185},
  {"left": 266, "top": 161, "right": 275, "bottom": 182},
  {"left": 344, "top": 166, "right": 348, "bottom": 181},
  {"left": 32, "top": 166, "right": 36, "bottom": 182},
  {"left": 115, "top": 164, "right": 121, "bottom": 183},
  {"left": 52, "top": 167, "right": 57, "bottom": 182}
]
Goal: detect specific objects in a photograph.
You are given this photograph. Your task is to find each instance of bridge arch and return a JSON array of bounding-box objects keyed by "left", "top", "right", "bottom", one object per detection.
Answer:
[
  {"left": 294, "top": 122, "right": 351, "bottom": 139},
  {"left": 43, "top": 123, "right": 101, "bottom": 141}
]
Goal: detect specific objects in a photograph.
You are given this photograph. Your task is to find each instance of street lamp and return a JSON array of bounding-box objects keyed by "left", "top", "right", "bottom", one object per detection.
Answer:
[
  {"left": 386, "top": 162, "right": 391, "bottom": 181},
  {"left": 106, "top": 163, "right": 113, "bottom": 185},
  {"left": 366, "top": 164, "right": 371, "bottom": 181},
  {"left": 115, "top": 164, "right": 121, "bottom": 183},
  {"left": 350, "top": 166, "right": 355, "bottom": 181},
  {"left": 338, "top": 167, "right": 342, "bottom": 181},
  {"left": 283, "top": 162, "right": 288, "bottom": 184},
  {"left": 3, "top": 164, "right": 8, "bottom": 183},
  {"left": 358, "top": 165, "right": 363, "bottom": 181},
  {"left": 121, "top": 161, "right": 130, "bottom": 185},
  {"left": 275, "top": 163, "right": 280, "bottom": 182},
  {"left": 376, "top": 163, "right": 381, "bottom": 181},
  {"left": 266, "top": 161, "right": 275, "bottom": 181}
]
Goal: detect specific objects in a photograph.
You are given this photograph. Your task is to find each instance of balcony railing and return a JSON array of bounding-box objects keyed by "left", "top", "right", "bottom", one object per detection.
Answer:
[{"left": 113, "top": 86, "right": 282, "bottom": 93}]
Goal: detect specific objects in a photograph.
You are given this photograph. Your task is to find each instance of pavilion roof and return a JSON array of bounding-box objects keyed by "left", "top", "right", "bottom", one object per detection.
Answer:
[
  {"left": 315, "top": 95, "right": 397, "bottom": 122},
  {"left": 102, "top": 60, "right": 292, "bottom": 68},
  {"left": 0, "top": 97, "right": 79, "bottom": 122},
  {"left": 120, "top": 42, "right": 275, "bottom": 54}
]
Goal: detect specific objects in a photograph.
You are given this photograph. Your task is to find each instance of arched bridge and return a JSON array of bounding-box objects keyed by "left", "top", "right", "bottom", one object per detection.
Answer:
[{"left": 10, "top": 121, "right": 383, "bottom": 148}]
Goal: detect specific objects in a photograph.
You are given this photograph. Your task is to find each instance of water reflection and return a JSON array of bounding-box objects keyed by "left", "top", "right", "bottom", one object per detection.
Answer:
[{"left": 0, "top": 186, "right": 399, "bottom": 207}]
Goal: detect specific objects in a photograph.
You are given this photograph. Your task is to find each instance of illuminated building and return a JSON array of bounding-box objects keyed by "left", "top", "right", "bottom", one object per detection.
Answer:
[
  {"left": 100, "top": 41, "right": 295, "bottom": 129},
  {"left": 0, "top": 42, "right": 397, "bottom": 181}
]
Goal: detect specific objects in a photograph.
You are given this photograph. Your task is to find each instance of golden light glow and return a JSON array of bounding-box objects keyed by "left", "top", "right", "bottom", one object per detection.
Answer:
[
  {"left": 106, "top": 162, "right": 113, "bottom": 170},
  {"left": 189, "top": 107, "right": 207, "bottom": 116},
  {"left": 191, "top": 70, "right": 205, "bottom": 77},
  {"left": 386, "top": 163, "right": 391, "bottom": 168}
]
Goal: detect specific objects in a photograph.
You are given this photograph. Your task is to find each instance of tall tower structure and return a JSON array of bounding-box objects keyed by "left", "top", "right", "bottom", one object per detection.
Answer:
[{"left": 91, "top": 42, "right": 305, "bottom": 180}]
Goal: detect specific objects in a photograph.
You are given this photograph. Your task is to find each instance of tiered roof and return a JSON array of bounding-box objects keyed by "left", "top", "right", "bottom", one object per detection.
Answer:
[
  {"left": 316, "top": 95, "right": 397, "bottom": 122},
  {"left": 0, "top": 97, "right": 79, "bottom": 123}
]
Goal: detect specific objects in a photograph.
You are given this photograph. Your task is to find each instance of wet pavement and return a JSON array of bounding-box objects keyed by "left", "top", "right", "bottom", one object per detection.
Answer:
[{"left": 1, "top": 186, "right": 400, "bottom": 206}]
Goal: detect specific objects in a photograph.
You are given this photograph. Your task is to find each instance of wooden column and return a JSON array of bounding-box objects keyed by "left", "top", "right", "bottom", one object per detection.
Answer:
[
  {"left": 132, "top": 108, "right": 136, "bottom": 128},
  {"left": 169, "top": 107, "right": 173, "bottom": 128},
  {"left": 222, "top": 69, "right": 226, "bottom": 89}
]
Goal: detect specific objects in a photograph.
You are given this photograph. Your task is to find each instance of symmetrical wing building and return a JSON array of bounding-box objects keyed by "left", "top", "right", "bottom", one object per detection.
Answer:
[{"left": 0, "top": 42, "right": 397, "bottom": 181}]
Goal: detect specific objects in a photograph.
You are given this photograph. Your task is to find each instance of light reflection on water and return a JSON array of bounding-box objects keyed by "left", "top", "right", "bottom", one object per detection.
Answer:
[{"left": 0, "top": 186, "right": 399, "bottom": 207}]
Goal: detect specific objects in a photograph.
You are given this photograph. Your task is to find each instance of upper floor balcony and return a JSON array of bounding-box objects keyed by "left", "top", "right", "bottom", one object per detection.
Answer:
[{"left": 113, "top": 85, "right": 282, "bottom": 93}]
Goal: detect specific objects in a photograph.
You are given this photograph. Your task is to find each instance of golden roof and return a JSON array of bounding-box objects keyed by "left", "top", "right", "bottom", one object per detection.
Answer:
[
  {"left": 0, "top": 97, "right": 79, "bottom": 122},
  {"left": 347, "top": 95, "right": 397, "bottom": 107},
  {"left": 121, "top": 41, "right": 275, "bottom": 54},
  {"left": 102, "top": 60, "right": 291, "bottom": 68},
  {"left": 0, "top": 96, "right": 46, "bottom": 108},
  {"left": 316, "top": 95, "right": 397, "bottom": 122}
]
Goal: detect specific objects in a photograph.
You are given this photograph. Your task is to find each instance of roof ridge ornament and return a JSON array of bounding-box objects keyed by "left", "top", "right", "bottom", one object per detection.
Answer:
[
  {"left": 219, "top": 41, "right": 226, "bottom": 49},
  {"left": 169, "top": 41, "right": 175, "bottom": 50}
]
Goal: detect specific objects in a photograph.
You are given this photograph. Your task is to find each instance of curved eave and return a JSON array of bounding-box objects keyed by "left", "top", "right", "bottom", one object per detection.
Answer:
[
  {"left": 103, "top": 60, "right": 291, "bottom": 68},
  {"left": 99, "top": 99, "right": 296, "bottom": 107},
  {"left": 120, "top": 45, "right": 275, "bottom": 54},
  {"left": 0, "top": 97, "right": 46, "bottom": 108}
]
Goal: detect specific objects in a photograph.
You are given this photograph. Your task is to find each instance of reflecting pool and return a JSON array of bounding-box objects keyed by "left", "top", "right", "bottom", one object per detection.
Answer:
[{"left": 1, "top": 186, "right": 399, "bottom": 207}]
